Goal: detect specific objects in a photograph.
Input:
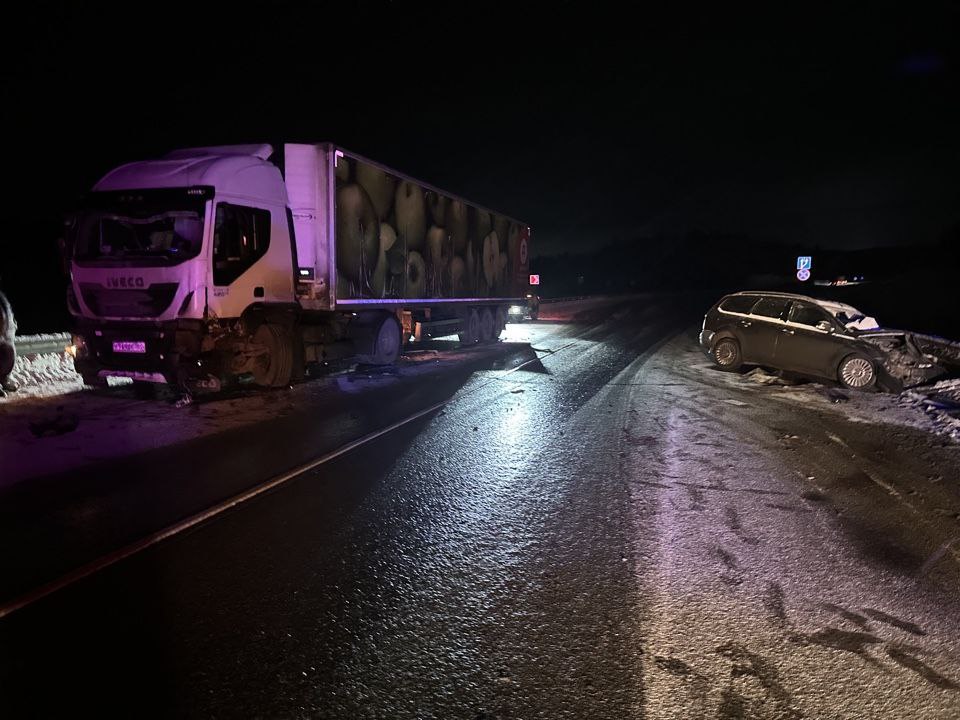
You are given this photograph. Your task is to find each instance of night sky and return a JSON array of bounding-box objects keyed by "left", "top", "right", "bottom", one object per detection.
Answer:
[{"left": 2, "top": 1, "right": 958, "bottom": 268}]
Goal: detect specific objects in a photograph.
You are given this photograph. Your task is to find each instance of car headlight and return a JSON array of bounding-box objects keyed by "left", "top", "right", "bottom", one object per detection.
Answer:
[{"left": 508, "top": 305, "right": 524, "bottom": 314}]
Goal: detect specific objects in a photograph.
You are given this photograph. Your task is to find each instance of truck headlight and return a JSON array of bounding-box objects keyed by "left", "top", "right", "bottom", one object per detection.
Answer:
[{"left": 68, "top": 334, "right": 88, "bottom": 359}]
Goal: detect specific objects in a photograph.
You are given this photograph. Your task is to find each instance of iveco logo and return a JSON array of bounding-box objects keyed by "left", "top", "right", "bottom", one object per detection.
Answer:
[{"left": 106, "top": 277, "right": 146, "bottom": 289}]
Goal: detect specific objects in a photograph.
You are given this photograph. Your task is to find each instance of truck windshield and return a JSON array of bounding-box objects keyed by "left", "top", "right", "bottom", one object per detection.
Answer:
[{"left": 71, "top": 189, "right": 209, "bottom": 266}]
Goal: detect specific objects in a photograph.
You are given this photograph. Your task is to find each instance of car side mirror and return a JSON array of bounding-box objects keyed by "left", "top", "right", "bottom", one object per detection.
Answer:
[{"left": 816, "top": 320, "right": 833, "bottom": 332}]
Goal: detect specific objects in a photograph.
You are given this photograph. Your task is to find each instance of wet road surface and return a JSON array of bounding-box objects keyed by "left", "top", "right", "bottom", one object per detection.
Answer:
[{"left": 1, "top": 295, "right": 959, "bottom": 718}]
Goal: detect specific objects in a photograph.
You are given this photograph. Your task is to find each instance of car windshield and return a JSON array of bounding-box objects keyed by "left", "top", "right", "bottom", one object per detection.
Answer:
[{"left": 71, "top": 189, "right": 208, "bottom": 267}]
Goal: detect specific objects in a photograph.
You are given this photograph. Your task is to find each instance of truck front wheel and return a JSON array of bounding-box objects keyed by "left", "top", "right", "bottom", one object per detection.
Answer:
[{"left": 251, "top": 323, "right": 293, "bottom": 388}]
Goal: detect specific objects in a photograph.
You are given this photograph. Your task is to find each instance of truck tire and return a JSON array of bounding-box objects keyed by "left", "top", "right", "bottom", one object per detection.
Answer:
[
  {"left": 495, "top": 307, "right": 507, "bottom": 338},
  {"left": 251, "top": 323, "right": 293, "bottom": 388},
  {"left": 458, "top": 309, "right": 480, "bottom": 345},
  {"left": 355, "top": 313, "right": 401, "bottom": 365},
  {"left": 479, "top": 308, "right": 495, "bottom": 343}
]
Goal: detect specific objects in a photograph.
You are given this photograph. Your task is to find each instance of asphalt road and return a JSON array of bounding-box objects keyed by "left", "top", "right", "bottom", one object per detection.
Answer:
[{"left": 1, "top": 295, "right": 959, "bottom": 719}]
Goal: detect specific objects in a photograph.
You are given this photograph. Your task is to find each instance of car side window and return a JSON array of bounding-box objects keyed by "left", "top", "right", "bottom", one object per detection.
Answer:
[
  {"left": 719, "top": 296, "right": 759, "bottom": 314},
  {"left": 213, "top": 203, "right": 271, "bottom": 286},
  {"left": 789, "top": 302, "right": 832, "bottom": 328},
  {"left": 750, "top": 297, "right": 789, "bottom": 320}
]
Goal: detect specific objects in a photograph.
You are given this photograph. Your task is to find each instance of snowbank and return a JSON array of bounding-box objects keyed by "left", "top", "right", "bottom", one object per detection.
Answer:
[
  {"left": 2, "top": 349, "right": 85, "bottom": 401},
  {"left": 902, "top": 378, "right": 960, "bottom": 441}
]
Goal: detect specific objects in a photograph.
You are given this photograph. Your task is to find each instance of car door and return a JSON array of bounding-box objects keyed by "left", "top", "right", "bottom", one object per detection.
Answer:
[
  {"left": 776, "top": 301, "right": 842, "bottom": 375},
  {"left": 739, "top": 296, "right": 789, "bottom": 365}
]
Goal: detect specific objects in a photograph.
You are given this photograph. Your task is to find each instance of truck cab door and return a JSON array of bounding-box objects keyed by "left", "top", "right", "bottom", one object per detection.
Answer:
[{"left": 207, "top": 200, "right": 295, "bottom": 318}]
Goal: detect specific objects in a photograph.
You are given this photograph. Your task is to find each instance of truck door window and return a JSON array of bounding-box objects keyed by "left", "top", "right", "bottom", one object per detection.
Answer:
[{"left": 213, "top": 203, "right": 271, "bottom": 286}]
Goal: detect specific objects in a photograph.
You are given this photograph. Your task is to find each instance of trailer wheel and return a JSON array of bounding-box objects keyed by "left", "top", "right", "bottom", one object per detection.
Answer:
[
  {"left": 251, "top": 323, "right": 293, "bottom": 388},
  {"left": 458, "top": 309, "right": 480, "bottom": 345},
  {"left": 356, "top": 313, "right": 401, "bottom": 366},
  {"left": 495, "top": 307, "right": 507, "bottom": 338},
  {"left": 478, "top": 308, "right": 495, "bottom": 343}
]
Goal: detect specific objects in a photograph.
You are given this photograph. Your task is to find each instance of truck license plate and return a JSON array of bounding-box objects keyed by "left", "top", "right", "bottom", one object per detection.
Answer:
[{"left": 112, "top": 341, "right": 147, "bottom": 354}]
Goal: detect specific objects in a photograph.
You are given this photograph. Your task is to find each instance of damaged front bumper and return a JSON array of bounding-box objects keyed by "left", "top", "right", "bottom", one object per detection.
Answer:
[
  {"left": 72, "top": 319, "right": 207, "bottom": 385},
  {"left": 861, "top": 330, "right": 960, "bottom": 391}
]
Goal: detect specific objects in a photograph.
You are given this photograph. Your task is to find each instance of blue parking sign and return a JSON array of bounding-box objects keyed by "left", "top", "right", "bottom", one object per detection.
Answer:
[{"left": 797, "top": 256, "right": 812, "bottom": 270}]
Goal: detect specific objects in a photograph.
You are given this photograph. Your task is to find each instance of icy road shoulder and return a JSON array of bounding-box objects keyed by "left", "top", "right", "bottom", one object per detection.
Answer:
[
  {"left": 677, "top": 333, "right": 960, "bottom": 443},
  {"left": 619, "top": 329, "right": 960, "bottom": 718}
]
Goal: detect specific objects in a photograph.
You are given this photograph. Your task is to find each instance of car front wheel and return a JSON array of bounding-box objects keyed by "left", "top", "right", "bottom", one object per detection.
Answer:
[
  {"left": 838, "top": 353, "right": 876, "bottom": 390},
  {"left": 712, "top": 338, "right": 742, "bottom": 371}
]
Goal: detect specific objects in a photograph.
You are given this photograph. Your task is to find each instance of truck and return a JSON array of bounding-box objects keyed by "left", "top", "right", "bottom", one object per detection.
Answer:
[{"left": 62, "top": 143, "right": 532, "bottom": 393}]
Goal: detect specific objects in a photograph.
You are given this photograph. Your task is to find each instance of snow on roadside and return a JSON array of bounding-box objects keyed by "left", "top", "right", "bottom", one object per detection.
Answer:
[
  {"left": 675, "top": 337, "right": 960, "bottom": 443},
  {"left": 2, "top": 350, "right": 85, "bottom": 401},
  {"left": 902, "top": 378, "right": 960, "bottom": 441}
]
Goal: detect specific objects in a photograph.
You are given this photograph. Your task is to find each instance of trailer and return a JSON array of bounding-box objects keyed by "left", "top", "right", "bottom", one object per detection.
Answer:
[{"left": 63, "top": 143, "right": 531, "bottom": 392}]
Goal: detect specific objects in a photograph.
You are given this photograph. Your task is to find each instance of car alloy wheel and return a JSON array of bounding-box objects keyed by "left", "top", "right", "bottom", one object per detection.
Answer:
[
  {"left": 714, "top": 339, "right": 739, "bottom": 367},
  {"left": 839, "top": 355, "right": 875, "bottom": 389}
]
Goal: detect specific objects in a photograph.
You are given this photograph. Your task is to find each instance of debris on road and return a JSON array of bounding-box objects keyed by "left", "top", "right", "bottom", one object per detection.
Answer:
[
  {"left": 822, "top": 388, "right": 850, "bottom": 403},
  {"left": 743, "top": 368, "right": 801, "bottom": 386},
  {"left": 28, "top": 408, "right": 80, "bottom": 438},
  {"left": 902, "top": 379, "right": 960, "bottom": 440}
]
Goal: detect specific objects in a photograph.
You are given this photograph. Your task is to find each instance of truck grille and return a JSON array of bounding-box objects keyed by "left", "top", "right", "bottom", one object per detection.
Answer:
[{"left": 79, "top": 283, "right": 178, "bottom": 318}]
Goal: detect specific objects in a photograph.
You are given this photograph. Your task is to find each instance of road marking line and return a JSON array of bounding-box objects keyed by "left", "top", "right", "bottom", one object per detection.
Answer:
[
  {"left": 0, "top": 343, "right": 576, "bottom": 620},
  {"left": 0, "top": 398, "right": 450, "bottom": 620}
]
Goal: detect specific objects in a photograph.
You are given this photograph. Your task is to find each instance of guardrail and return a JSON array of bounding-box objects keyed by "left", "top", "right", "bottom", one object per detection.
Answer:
[
  {"left": 539, "top": 295, "right": 600, "bottom": 303},
  {"left": 13, "top": 333, "right": 71, "bottom": 356}
]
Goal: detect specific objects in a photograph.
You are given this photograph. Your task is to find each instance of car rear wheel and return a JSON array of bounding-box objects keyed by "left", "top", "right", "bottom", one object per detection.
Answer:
[
  {"left": 838, "top": 353, "right": 875, "bottom": 390},
  {"left": 712, "top": 338, "right": 742, "bottom": 371}
]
